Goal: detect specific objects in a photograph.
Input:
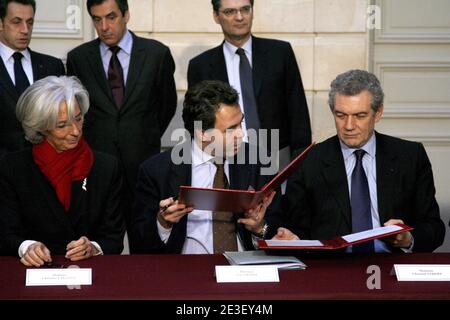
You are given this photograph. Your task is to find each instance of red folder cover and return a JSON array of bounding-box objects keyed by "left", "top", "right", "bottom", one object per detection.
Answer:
[
  {"left": 257, "top": 224, "right": 413, "bottom": 250},
  {"left": 178, "top": 142, "right": 315, "bottom": 213}
]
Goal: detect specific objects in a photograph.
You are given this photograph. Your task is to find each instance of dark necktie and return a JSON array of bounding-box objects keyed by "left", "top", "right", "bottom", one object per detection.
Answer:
[
  {"left": 351, "top": 149, "right": 374, "bottom": 253},
  {"left": 212, "top": 162, "right": 238, "bottom": 253},
  {"left": 108, "top": 46, "right": 124, "bottom": 108},
  {"left": 12, "top": 52, "right": 30, "bottom": 96},
  {"left": 236, "top": 48, "right": 260, "bottom": 132}
]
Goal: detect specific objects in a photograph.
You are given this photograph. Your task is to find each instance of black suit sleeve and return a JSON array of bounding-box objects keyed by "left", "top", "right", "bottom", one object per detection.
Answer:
[
  {"left": 282, "top": 162, "right": 312, "bottom": 240},
  {"left": 284, "top": 44, "right": 311, "bottom": 151},
  {"left": 91, "top": 157, "right": 126, "bottom": 254},
  {"left": 0, "top": 158, "right": 26, "bottom": 255},
  {"left": 409, "top": 143, "right": 445, "bottom": 252},
  {"left": 131, "top": 161, "right": 168, "bottom": 253},
  {"left": 55, "top": 59, "right": 66, "bottom": 76},
  {"left": 156, "top": 47, "right": 177, "bottom": 136},
  {"left": 187, "top": 59, "right": 201, "bottom": 89},
  {"left": 66, "top": 53, "right": 76, "bottom": 77}
]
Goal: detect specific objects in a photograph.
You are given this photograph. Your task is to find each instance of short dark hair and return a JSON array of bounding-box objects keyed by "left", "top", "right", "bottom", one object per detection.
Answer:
[
  {"left": 211, "top": 0, "right": 254, "bottom": 12},
  {"left": 328, "top": 69, "right": 384, "bottom": 113},
  {"left": 182, "top": 80, "right": 239, "bottom": 136},
  {"left": 86, "top": 0, "right": 128, "bottom": 17},
  {"left": 0, "top": 0, "right": 35, "bottom": 20}
]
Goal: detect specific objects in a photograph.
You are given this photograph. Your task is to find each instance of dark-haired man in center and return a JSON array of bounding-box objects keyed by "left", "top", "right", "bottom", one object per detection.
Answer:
[{"left": 131, "top": 80, "right": 281, "bottom": 254}]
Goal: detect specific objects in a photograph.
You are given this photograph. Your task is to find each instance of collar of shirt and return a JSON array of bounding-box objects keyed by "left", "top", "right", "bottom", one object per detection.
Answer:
[
  {"left": 340, "top": 133, "right": 377, "bottom": 162},
  {"left": 223, "top": 36, "right": 253, "bottom": 66},
  {"left": 0, "top": 41, "right": 30, "bottom": 64},
  {"left": 191, "top": 139, "right": 215, "bottom": 168},
  {"left": 100, "top": 29, "right": 132, "bottom": 58},
  {"left": 190, "top": 139, "right": 230, "bottom": 185}
]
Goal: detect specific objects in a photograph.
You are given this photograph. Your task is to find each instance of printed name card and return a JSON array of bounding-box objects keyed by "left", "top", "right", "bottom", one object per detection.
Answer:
[
  {"left": 394, "top": 264, "right": 450, "bottom": 281},
  {"left": 215, "top": 265, "right": 279, "bottom": 283},
  {"left": 26, "top": 268, "right": 92, "bottom": 286}
]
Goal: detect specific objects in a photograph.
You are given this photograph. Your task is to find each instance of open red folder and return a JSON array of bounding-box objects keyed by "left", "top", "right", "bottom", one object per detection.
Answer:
[
  {"left": 178, "top": 142, "right": 315, "bottom": 213},
  {"left": 258, "top": 224, "right": 413, "bottom": 250}
]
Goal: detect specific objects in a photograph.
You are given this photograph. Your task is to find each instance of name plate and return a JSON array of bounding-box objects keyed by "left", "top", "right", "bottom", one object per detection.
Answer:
[
  {"left": 215, "top": 265, "right": 279, "bottom": 283},
  {"left": 394, "top": 264, "right": 450, "bottom": 281},
  {"left": 26, "top": 268, "right": 92, "bottom": 286}
]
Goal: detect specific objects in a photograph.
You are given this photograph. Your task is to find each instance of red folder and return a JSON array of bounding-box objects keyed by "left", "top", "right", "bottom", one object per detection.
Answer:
[
  {"left": 258, "top": 224, "right": 413, "bottom": 250},
  {"left": 178, "top": 142, "right": 315, "bottom": 213}
]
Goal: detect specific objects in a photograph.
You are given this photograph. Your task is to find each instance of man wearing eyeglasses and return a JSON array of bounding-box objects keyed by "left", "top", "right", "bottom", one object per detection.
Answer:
[{"left": 188, "top": 0, "right": 311, "bottom": 160}]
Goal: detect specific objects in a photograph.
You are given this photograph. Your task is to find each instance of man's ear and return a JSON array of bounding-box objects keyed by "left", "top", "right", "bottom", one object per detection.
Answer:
[
  {"left": 375, "top": 104, "right": 384, "bottom": 123},
  {"left": 213, "top": 10, "right": 220, "bottom": 24}
]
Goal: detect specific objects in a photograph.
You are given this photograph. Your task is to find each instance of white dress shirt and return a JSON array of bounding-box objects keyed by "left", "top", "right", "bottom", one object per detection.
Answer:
[
  {"left": 0, "top": 41, "right": 33, "bottom": 85},
  {"left": 99, "top": 29, "right": 132, "bottom": 84},
  {"left": 222, "top": 38, "right": 253, "bottom": 142},
  {"left": 157, "top": 141, "right": 245, "bottom": 254},
  {"left": 340, "top": 134, "right": 413, "bottom": 253}
]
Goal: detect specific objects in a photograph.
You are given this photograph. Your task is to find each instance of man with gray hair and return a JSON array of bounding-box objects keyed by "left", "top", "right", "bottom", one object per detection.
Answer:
[{"left": 276, "top": 69, "right": 445, "bottom": 253}]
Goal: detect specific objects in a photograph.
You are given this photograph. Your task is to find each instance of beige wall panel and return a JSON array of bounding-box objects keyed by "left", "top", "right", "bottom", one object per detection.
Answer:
[
  {"left": 315, "top": 0, "right": 368, "bottom": 33},
  {"left": 311, "top": 92, "right": 336, "bottom": 143},
  {"left": 252, "top": 0, "right": 314, "bottom": 33},
  {"left": 127, "top": 0, "right": 153, "bottom": 32},
  {"left": 151, "top": 34, "right": 225, "bottom": 91},
  {"left": 376, "top": 0, "right": 450, "bottom": 42},
  {"left": 314, "top": 36, "right": 367, "bottom": 90},
  {"left": 153, "top": 0, "right": 220, "bottom": 32}
]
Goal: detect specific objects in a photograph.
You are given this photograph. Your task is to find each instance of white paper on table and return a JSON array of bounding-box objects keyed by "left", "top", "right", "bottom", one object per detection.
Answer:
[
  {"left": 26, "top": 268, "right": 92, "bottom": 286},
  {"left": 394, "top": 264, "right": 450, "bottom": 281},
  {"left": 342, "top": 225, "right": 402, "bottom": 243},
  {"left": 264, "top": 239, "right": 324, "bottom": 247}
]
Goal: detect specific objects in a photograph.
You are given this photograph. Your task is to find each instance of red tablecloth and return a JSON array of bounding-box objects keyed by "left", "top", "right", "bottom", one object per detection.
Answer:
[{"left": 0, "top": 253, "right": 449, "bottom": 300}]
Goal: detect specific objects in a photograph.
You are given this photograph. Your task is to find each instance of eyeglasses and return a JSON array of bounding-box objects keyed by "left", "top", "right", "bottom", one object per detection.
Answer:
[{"left": 219, "top": 5, "right": 252, "bottom": 17}]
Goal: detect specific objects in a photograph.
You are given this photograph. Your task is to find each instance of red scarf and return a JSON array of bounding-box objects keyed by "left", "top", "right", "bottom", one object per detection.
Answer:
[{"left": 32, "top": 137, "right": 94, "bottom": 212}]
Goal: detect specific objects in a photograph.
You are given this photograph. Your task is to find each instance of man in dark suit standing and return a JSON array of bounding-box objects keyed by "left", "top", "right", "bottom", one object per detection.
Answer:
[
  {"left": 131, "top": 80, "right": 281, "bottom": 254},
  {"left": 0, "top": 0, "right": 65, "bottom": 157},
  {"left": 188, "top": 0, "right": 311, "bottom": 157},
  {"left": 277, "top": 69, "right": 445, "bottom": 253},
  {"left": 66, "top": 0, "right": 177, "bottom": 249}
]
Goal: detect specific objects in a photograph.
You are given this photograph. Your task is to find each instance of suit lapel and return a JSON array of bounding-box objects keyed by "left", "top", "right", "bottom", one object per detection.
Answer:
[
  {"left": 375, "top": 133, "right": 398, "bottom": 224},
  {"left": 251, "top": 36, "right": 268, "bottom": 98},
  {"left": 321, "top": 137, "right": 352, "bottom": 228},
  {"left": 28, "top": 158, "right": 74, "bottom": 235},
  {"left": 0, "top": 57, "right": 18, "bottom": 100},
  {"left": 228, "top": 158, "right": 251, "bottom": 190},
  {"left": 122, "top": 33, "right": 145, "bottom": 110},
  {"left": 29, "top": 49, "right": 45, "bottom": 81},
  {"left": 209, "top": 44, "right": 229, "bottom": 83},
  {"left": 87, "top": 40, "right": 115, "bottom": 104},
  {"left": 168, "top": 146, "right": 192, "bottom": 196}
]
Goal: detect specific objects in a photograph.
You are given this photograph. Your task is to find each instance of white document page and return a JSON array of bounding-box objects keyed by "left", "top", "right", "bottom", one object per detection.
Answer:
[
  {"left": 342, "top": 225, "right": 403, "bottom": 243},
  {"left": 264, "top": 240, "right": 324, "bottom": 247}
]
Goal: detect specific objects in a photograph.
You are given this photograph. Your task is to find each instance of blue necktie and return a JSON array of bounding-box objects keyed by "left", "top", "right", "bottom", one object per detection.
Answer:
[
  {"left": 13, "top": 52, "right": 30, "bottom": 96},
  {"left": 351, "top": 149, "right": 374, "bottom": 253},
  {"left": 236, "top": 48, "right": 260, "bottom": 131}
]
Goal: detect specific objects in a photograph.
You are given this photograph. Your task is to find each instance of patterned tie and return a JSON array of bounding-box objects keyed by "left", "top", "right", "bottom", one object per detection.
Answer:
[
  {"left": 212, "top": 161, "right": 238, "bottom": 253},
  {"left": 108, "top": 46, "right": 124, "bottom": 108},
  {"left": 351, "top": 149, "right": 374, "bottom": 253},
  {"left": 236, "top": 48, "right": 260, "bottom": 131},
  {"left": 12, "top": 52, "right": 30, "bottom": 96}
]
